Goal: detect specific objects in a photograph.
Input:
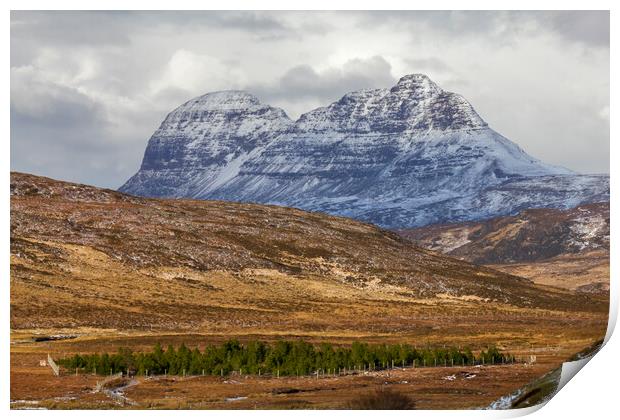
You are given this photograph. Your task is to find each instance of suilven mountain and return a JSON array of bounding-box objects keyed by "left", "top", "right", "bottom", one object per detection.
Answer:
[{"left": 120, "top": 74, "right": 609, "bottom": 228}]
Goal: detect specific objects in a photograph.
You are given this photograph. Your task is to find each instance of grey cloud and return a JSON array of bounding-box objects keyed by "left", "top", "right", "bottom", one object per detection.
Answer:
[
  {"left": 539, "top": 11, "right": 609, "bottom": 47},
  {"left": 11, "top": 130, "right": 145, "bottom": 189},
  {"left": 355, "top": 11, "right": 514, "bottom": 37},
  {"left": 11, "top": 86, "right": 103, "bottom": 131},
  {"left": 10, "top": 66, "right": 147, "bottom": 187},
  {"left": 198, "top": 11, "right": 289, "bottom": 32},
  {"left": 10, "top": 100, "right": 136, "bottom": 188},
  {"left": 10, "top": 10, "right": 297, "bottom": 70},
  {"left": 283, "top": 56, "right": 394, "bottom": 98},
  {"left": 355, "top": 10, "right": 610, "bottom": 48},
  {"left": 154, "top": 11, "right": 298, "bottom": 41},
  {"left": 249, "top": 56, "right": 396, "bottom": 118},
  {"left": 404, "top": 57, "right": 452, "bottom": 74},
  {"left": 11, "top": 11, "right": 132, "bottom": 47},
  {"left": 11, "top": 101, "right": 148, "bottom": 189}
]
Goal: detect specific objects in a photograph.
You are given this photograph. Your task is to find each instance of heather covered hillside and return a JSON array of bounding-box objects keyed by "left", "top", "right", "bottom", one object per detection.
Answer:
[
  {"left": 10, "top": 172, "right": 605, "bottom": 331},
  {"left": 399, "top": 203, "right": 610, "bottom": 293}
]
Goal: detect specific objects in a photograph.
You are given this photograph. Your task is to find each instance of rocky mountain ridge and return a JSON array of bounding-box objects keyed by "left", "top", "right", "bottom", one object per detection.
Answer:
[{"left": 120, "top": 74, "right": 609, "bottom": 228}]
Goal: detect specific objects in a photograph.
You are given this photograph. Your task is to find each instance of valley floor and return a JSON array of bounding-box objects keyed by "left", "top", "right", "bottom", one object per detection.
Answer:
[
  {"left": 10, "top": 318, "right": 607, "bottom": 410},
  {"left": 490, "top": 250, "right": 609, "bottom": 293}
]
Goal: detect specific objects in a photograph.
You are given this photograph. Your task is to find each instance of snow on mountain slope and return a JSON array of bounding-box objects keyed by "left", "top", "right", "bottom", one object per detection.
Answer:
[
  {"left": 121, "top": 91, "right": 293, "bottom": 198},
  {"left": 120, "top": 74, "right": 608, "bottom": 228}
]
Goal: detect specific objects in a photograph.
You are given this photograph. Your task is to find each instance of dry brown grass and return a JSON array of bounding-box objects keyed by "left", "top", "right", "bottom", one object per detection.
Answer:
[
  {"left": 346, "top": 387, "right": 417, "bottom": 409},
  {"left": 491, "top": 250, "right": 609, "bottom": 292}
]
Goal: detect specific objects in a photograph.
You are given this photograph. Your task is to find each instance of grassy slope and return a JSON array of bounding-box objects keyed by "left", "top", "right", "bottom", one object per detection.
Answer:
[{"left": 398, "top": 203, "right": 609, "bottom": 292}]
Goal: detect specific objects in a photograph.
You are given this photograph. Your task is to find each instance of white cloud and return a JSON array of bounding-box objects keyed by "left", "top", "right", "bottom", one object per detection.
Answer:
[{"left": 150, "top": 49, "right": 247, "bottom": 96}]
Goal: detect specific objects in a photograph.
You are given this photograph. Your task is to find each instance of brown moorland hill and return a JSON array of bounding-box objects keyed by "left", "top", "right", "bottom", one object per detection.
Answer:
[
  {"left": 398, "top": 203, "right": 609, "bottom": 264},
  {"left": 398, "top": 203, "right": 609, "bottom": 293},
  {"left": 10, "top": 172, "right": 606, "bottom": 332}
]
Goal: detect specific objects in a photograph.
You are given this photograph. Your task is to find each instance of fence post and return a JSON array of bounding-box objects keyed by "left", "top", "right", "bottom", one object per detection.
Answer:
[{"left": 47, "top": 354, "right": 59, "bottom": 376}]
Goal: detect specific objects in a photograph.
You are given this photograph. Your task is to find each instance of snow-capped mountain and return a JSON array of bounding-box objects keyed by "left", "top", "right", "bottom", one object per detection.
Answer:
[{"left": 120, "top": 74, "right": 609, "bottom": 228}]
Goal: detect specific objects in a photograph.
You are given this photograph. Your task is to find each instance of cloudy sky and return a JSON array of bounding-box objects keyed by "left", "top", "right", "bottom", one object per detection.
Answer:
[{"left": 10, "top": 11, "right": 609, "bottom": 189}]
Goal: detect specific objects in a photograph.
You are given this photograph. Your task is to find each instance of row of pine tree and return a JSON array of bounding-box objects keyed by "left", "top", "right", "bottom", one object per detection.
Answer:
[{"left": 57, "top": 340, "right": 512, "bottom": 376}]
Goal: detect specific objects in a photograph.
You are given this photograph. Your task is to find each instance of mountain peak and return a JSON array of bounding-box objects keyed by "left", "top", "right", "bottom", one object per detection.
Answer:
[
  {"left": 397, "top": 73, "right": 433, "bottom": 82},
  {"left": 391, "top": 73, "right": 443, "bottom": 97},
  {"left": 176, "top": 90, "right": 265, "bottom": 112},
  {"left": 295, "top": 74, "right": 485, "bottom": 133}
]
